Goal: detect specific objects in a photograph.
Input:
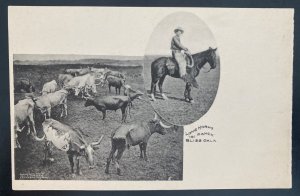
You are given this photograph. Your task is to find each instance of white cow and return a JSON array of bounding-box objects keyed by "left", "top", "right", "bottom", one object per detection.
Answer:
[
  {"left": 34, "top": 89, "right": 69, "bottom": 119},
  {"left": 64, "top": 73, "right": 102, "bottom": 97},
  {"left": 42, "top": 80, "right": 58, "bottom": 95},
  {"left": 14, "top": 98, "right": 44, "bottom": 148}
]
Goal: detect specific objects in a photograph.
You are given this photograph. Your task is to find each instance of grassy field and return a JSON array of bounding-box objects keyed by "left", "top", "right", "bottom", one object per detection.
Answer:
[
  {"left": 143, "top": 56, "right": 220, "bottom": 126},
  {"left": 13, "top": 61, "right": 183, "bottom": 181}
]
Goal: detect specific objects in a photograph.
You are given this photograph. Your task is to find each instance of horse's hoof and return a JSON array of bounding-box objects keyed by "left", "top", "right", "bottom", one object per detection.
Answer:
[
  {"left": 151, "top": 94, "right": 156, "bottom": 101},
  {"left": 190, "top": 100, "right": 195, "bottom": 104},
  {"left": 71, "top": 173, "right": 76, "bottom": 178},
  {"left": 49, "top": 158, "right": 55, "bottom": 162},
  {"left": 162, "top": 94, "right": 168, "bottom": 100}
]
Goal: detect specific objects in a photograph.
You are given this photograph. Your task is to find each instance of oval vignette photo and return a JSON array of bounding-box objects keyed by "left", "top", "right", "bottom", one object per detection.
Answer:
[{"left": 144, "top": 12, "right": 220, "bottom": 126}]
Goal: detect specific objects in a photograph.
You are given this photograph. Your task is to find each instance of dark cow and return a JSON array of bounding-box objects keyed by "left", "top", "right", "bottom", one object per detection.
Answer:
[
  {"left": 15, "top": 79, "right": 35, "bottom": 93},
  {"left": 40, "top": 119, "right": 103, "bottom": 177},
  {"left": 106, "top": 75, "right": 125, "bottom": 95},
  {"left": 105, "top": 113, "right": 172, "bottom": 175},
  {"left": 84, "top": 95, "right": 130, "bottom": 123}
]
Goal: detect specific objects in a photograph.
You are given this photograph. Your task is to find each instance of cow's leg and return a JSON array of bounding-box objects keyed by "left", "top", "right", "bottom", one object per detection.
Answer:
[
  {"left": 121, "top": 107, "right": 126, "bottom": 123},
  {"left": 68, "top": 154, "right": 75, "bottom": 178},
  {"left": 102, "top": 110, "right": 106, "bottom": 120},
  {"left": 47, "top": 108, "right": 51, "bottom": 119},
  {"left": 108, "top": 85, "right": 111, "bottom": 93},
  {"left": 105, "top": 142, "right": 117, "bottom": 174},
  {"left": 139, "top": 143, "right": 144, "bottom": 160},
  {"left": 28, "top": 112, "right": 37, "bottom": 137},
  {"left": 143, "top": 143, "right": 148, "bottom": 161},
  {"left": 75, "top": 156, "right": 82, "bottom": 176},
  {"left": 115, "top": 87, "right": 117, "bottom": 95},
  {"left": 26, "top": 119, "right": 31, "bottom": 135},
  {"left": 115, "top": 145, "right": 126, "bottom": 175},
  {"left": 15, "top": 132, "right": 21, "bottom": 149},
  {"left": 185, "top": 82, "right": 194, "bottom": 103},
  {"left": 150, "top": 77, "right": 159, "bottom": 101},
  {"left": 158, "top": 75, "right": 168, "bottom": 100},
  {"left": 43, "top": 141, "right": 54, "bottom": 164},
  {"left": 43, "top": 141, "right": 48, "bottom": 164}
]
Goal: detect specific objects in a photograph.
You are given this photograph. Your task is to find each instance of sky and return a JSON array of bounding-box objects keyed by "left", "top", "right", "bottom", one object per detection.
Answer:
[
  {"left": 9, "top": 7, "right": 217, "bottom": 59},
  {"left": 145, "top": 12, "right": 216, "bottom": 55}
]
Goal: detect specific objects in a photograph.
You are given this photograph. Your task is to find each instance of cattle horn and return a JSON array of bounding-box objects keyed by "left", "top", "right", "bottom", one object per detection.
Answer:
[
  {"left": 34, "top": 134, "right": 45, "bottom": 141},
  {"left": 74, "top": 142, "right": 85, "bottom": 149},
  {"left": 159, "top": 121, "right": 172, "bottom": 129},
  {"left": 153, "top": 113, "right": 158, "bottom": 121},
  {"left": 91, "top": 135, "right": 104, "bottom": 147}
]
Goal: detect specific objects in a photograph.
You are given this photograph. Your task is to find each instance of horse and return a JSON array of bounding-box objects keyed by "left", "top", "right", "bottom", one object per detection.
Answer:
[{"left": 150, "top": 47, "right": 218, "bottom": 102}]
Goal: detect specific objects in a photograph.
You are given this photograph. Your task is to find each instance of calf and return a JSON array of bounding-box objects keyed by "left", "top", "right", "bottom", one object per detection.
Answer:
[
  {"left": 14, "top": 98, "right": 44, "bottom": 148},
  {"left": 14, "top": 78, "right": 35, "bottom": 93},
  {"left": 42, "top": 80, "right": 58, "bottom": 95},
  {"left": 41, "top": 119, "right": 103, "bottom": 177},
  {"left": 34, "top": 89, "right": 69, "bottom": 119},
  {"left": 84, "top": 95, "right": 130, "bottom": 123},
  {"left": 105, "top": 113, "right": 172, "bottom": 175},
  {"left": 106, "top": 75, "right": 125, "bottom": 95}
]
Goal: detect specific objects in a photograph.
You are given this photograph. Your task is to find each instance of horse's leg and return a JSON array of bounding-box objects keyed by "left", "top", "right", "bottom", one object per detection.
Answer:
[
  {"left": 150, "top": 77, "right": 159, "bottom": 101},
  {"left": 185, "top": 82, "right": 194, "bottom": 103},
  {"left": 158, "top": 75, "right": 168, "bottom": 100}
]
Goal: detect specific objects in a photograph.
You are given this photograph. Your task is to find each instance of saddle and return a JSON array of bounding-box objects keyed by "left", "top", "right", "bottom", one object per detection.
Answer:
[
  {"left": 166, "top": 53, "right": 198, "bottom": 88},
  {"left": 166, "top": 52, "right": 194, "bottom": 76}
]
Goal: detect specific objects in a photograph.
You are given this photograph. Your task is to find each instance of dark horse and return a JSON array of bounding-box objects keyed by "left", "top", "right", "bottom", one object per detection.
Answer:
[{"left": 150, "top": 47, "right": 218, "bottom": 102}]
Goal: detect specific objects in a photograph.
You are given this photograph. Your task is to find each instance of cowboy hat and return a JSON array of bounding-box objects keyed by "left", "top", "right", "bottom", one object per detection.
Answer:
[{"left": 174, "top": 27, "right": 184, "bottom": 33}]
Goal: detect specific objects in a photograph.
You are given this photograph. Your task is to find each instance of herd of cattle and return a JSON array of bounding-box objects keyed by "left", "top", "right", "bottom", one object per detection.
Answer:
[{"left": 14, "top": 66, "right": 174, "bottom": 177}]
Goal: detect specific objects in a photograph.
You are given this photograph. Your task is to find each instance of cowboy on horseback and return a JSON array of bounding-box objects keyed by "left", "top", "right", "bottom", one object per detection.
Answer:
[{"left": 171, "top": 27, "right": 197, "bottom": 87}]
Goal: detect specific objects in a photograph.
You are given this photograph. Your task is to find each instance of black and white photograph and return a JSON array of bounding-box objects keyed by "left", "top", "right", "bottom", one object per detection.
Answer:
[
  {"left": 144, "top": 12, "right": 220, "bottom": 125},
  {"left": 13, "top": 54, "right": 183, "bottom": 180}
]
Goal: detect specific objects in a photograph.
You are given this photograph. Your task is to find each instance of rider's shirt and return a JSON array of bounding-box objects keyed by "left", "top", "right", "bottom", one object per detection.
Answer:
[{"left": 171, "top": 35, "right": 186, "bottom": 51}]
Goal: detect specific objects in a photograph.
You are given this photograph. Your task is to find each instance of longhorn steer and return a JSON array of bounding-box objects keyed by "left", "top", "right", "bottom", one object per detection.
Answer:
[
  {"left": 15, "top": 78, "right": 35, "bottom": 93},
  {"left": 34, "top": 89, "right": 69, "bottom": 119},
  {"left": 42, "top": 80, "right": 58, "bottom": 95},
  {"left": 40, "top": 119, "right": 103, "bottom": 177},
  {"left": 84, "top": 95, "right": 130, "bottom": 123},
  {"left": 105, "top": 113, "right": 172, "bottom": 175},
  {"left": 106, "top": 75, "right": 125, "bottom": 95},
  {"left": 14, "top": 98, "right": 44, "bottom": 148},
  {"left": 64, "top": 73, "right": 100, "bottom": 97}
]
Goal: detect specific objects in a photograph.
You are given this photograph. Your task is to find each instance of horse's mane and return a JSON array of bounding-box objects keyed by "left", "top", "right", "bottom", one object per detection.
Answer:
[{"left": 192, "top": 49, "right": 210, "bottom": 62}]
